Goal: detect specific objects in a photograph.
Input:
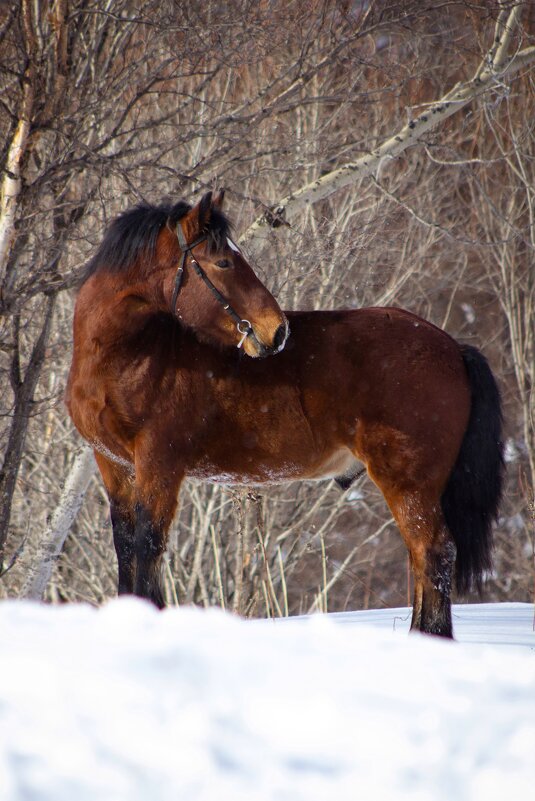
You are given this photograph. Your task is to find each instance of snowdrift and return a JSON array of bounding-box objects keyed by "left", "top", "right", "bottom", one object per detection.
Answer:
[{"left": 1, "top": 600, "right": 534, "bottom": 800}]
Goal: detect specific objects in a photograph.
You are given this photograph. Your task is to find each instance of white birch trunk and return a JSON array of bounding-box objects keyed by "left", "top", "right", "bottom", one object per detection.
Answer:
[
  {"left": 22, "top": 447, "right": 96, "bottom": 601},
  {"left": 0, "top": 117, "right": 31, "bottom": 281},
  {"left": 0, "top": 0, "right": 36, "bottom": 283}
]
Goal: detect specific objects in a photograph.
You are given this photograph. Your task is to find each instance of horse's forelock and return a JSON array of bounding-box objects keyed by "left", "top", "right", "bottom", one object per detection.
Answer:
[{"left": 205, "top": 206, "right": 233, "bottom": 253}]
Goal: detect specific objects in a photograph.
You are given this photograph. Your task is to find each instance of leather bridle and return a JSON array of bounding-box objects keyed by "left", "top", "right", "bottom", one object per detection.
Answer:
[{"left": 171, "top": 224, "right": 253, "bottom": 349}]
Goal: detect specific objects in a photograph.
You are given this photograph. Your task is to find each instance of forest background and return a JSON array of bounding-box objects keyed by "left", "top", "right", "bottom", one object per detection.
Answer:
[{"left": 1, "top": 0, "right": 534, "bottom": 615}]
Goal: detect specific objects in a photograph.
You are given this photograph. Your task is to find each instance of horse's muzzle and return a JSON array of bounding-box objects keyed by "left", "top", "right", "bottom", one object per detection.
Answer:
[{"left": 250, "top": 320, "right": 289, "bottom": 358}]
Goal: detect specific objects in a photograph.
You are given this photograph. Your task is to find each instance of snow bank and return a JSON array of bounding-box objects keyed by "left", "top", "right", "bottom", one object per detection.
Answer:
[{"left": 0, "top": 600, "right": 534, "bottom": 800}]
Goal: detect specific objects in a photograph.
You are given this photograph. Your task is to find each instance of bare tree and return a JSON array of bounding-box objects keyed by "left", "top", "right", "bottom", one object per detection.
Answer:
[
  {"left": 242, "top": 3, "right": 535, "bottom": 246},
  {"left": 1, "top": 1, "right": 534, "bottom": 611}
]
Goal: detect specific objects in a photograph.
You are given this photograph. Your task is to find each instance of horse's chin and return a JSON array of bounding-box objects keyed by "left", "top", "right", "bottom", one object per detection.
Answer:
[{"left": 190, "top": 325, "right": 287, "bottom": 359}]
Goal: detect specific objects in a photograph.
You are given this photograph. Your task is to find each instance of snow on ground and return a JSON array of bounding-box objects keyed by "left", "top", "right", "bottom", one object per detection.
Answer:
[{"left": 0, "top": 600, "right": 534, "bottom": 801}]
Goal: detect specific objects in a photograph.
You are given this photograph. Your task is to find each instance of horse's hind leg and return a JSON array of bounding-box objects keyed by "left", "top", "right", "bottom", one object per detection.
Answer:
[
  {"left": 386, "top": 489, "right": 456, "bottom": 637},
  {"left": 94, "top": 453, "right": 136, "bottom": 596}
]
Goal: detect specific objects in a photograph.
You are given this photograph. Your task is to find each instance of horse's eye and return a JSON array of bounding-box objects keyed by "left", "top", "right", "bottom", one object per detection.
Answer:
[{"left": 216, "top": 258, "right": 232, "bottom": 269}]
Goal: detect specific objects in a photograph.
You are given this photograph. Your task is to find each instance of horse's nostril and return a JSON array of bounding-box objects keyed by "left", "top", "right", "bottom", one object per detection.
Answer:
[{"left": 273, "top": 322, "right": 288, "bottom": 352}]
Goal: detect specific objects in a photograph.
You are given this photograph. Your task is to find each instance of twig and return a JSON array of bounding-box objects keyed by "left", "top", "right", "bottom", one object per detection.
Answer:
[{"left": 210, "top": 523, "right": 226, "bottom": 611}]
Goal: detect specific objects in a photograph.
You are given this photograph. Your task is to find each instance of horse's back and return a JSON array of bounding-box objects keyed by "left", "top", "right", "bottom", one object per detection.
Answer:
[{"left": 284, "top": 306, "right": 469, "bottom": 417}]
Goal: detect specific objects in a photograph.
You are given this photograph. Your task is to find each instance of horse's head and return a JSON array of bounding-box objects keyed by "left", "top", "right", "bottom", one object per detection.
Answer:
[{"left": 165, "top": 191, "right": 288, "bottom": 358}]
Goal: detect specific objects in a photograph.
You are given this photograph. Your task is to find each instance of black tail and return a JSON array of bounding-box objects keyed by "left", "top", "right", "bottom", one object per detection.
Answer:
[{"left": 441, "top": 344, "right": 504, "bottom": 595}]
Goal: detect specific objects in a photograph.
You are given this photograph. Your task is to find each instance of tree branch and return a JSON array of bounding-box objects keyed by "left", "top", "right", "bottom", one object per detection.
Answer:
[{"left": 241, "top": 8, "right": 535, "bottom": 247}]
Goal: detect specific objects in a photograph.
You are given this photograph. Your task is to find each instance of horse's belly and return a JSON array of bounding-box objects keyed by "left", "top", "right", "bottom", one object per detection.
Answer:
[
  {"left": 187, "top": 447, "right": 361, "bottom": 487},
  {"left": 188, "top": 464, "right": 303, "bottom": 486}
]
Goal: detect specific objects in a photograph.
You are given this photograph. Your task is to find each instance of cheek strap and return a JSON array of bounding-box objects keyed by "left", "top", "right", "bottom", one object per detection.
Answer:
[{"left": 172, "top": 225, "right": 253, "bottom": 348}]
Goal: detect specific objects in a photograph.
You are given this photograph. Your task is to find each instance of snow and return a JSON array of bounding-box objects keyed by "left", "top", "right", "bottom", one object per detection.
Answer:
[{"left": 0, "top": 600, "right": 534, "bottom": 801}]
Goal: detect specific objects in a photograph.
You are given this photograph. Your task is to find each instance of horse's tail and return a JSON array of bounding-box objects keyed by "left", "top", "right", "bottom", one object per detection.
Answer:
[{"left": 441, "top": 344, "right": 504, "bottom": 595}]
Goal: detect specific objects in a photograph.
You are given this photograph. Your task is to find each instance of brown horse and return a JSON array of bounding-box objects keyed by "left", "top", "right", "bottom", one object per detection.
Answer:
[{"left": 66, "top": 190, "right": 503, "bottom": 637}]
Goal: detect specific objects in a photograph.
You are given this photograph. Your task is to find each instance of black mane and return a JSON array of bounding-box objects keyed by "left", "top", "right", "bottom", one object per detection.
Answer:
[{"left": 81, "top": 200, "right": 232, "bottom": 285}]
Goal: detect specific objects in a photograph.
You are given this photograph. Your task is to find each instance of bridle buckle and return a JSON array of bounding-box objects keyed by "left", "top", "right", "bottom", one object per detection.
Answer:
[{"left": 237, "top": 320, "right": 252, "bottom": 349}]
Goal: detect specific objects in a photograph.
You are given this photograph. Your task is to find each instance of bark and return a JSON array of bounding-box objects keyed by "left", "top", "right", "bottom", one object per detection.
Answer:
[
  {"left": 0, "top": 0, "right": 36, "bottom": 286},
  {"left": 0, "top": 293, "right": 56, "bottom": 560},
  {"left": 21, "top": 446, "right": 96, "bottom": 600}
]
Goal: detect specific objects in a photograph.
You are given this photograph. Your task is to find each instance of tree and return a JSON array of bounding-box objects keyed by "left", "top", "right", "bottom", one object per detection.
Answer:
[{"left": 1, "top": 0, "right": 534, "bottom": 610}]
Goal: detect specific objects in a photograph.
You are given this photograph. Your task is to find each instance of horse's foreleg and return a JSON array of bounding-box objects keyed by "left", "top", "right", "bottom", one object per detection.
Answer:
[
  {"left": 110, "top": 501, "right": 136, "bottom": 595},
  {"left": 133, "top": 454, "right": 183, "bottom": 609},
  {"left": 133, "top": 504, "right": 170, "bottom": 609},
  {"left": 94, "top": 452, "right": 137, "bottom": 597}
]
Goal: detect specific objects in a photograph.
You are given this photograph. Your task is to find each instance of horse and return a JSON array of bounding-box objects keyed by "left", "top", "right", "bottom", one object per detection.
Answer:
[{"left": 66, "top": 189, "right": 504, "bottom": 638}]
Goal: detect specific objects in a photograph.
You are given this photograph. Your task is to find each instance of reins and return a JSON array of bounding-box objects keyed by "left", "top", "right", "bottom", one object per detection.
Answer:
[{"left": 171, "top": 223, "right": 253, "bottom": 349}]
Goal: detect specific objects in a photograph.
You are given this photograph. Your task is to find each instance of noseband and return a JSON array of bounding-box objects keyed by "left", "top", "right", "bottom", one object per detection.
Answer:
[{"left": 171, "top": 224, "right": 253, "bottom": 349}]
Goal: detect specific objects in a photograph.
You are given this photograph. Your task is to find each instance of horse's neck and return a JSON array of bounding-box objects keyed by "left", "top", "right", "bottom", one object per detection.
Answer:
[{"left": 77, "top": 276, "right": 167, "bottom": 347}]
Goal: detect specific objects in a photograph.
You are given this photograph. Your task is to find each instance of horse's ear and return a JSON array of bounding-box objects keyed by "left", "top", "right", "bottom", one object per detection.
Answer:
[
  {"left": 198, "top": 191, "right": 213, "bottom": 230},
  {"left": 183, "top": 191, "right": 213, "bottom": 240},
  {"left": 213, "top": 188, "right": 225, "bottom": 209}
]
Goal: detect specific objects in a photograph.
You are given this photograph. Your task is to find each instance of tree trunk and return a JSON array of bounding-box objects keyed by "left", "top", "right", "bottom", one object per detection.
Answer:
[
  {"left": 21, "top": 446, "right": 95, "bottom": 601},
  {"left": 0, "top": 294, "right": 56, "bottom": 560},
  {"left": 0, "top": 0, "right": 36, "bottom": 285}
]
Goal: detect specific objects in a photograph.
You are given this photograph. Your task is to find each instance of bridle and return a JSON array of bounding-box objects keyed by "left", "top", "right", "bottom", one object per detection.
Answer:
[{"left": 171, "top": 223, "right": 253, "bottom": 349}]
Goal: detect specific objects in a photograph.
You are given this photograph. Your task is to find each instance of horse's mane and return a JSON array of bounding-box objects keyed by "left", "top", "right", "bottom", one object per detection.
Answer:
[{"left": 81, "top": 200, "right": 232, "bottom": 285}]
